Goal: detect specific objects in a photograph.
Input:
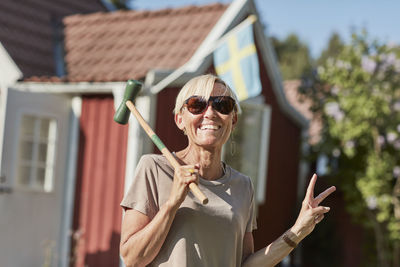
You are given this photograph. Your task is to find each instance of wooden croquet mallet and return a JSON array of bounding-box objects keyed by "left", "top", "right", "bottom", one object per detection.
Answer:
[{"left": 114, "top": 80, "right": 208, "bottom": 205}]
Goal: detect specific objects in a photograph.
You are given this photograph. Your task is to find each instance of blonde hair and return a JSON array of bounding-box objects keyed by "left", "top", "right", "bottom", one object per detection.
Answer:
[{"left": 173, "top": 74, "right": 241, "bottom": 114}]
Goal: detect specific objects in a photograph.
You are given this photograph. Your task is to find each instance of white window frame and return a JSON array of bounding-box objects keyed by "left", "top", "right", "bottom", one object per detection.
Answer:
[
  {"left": 14, "top": 110, "right": 58, "bottom": 193},
  {"left": 223, "top": 98, "right": 271, "bottom": 204}
]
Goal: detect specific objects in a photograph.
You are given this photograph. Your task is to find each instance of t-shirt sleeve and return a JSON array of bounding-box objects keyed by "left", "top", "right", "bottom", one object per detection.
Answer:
[
  {"left": 246, "top": 180, "right": 258, "bottom": 232},
  {"left": 120, "top": 155, "right": 160, "bottom": 219}
]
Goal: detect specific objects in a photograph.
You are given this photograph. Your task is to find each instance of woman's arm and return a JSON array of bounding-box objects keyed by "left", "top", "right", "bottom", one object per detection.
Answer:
[
  {"left": 120, "top": 202, "right": 179, "bottom": 267},
  {"left": 242, "top": 229, "right": 298, "bottom": 267},
  {"left": 120, "top": 164, "right": 199, "bottom": 267},
  {"left": 243, "top": 174, "right": 336, "bottom": 267}
]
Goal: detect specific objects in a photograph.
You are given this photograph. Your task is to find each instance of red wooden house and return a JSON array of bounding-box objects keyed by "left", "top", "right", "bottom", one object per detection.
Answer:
[{"left": 0, "top": 0, "right": 310, "bottom": 266}]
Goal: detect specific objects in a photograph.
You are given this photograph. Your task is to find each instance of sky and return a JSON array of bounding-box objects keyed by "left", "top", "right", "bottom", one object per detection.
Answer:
[{"left": 131, "top": 0, "right": 400, "bottom": 58}]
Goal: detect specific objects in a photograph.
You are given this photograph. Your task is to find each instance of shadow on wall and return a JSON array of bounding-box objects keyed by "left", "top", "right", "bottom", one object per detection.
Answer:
[
  {"left": 70, "top": 231, "right": 121, "bottom": 267},
  {"left": 85, "top": 231, "right": 121, "bottom": 267}
]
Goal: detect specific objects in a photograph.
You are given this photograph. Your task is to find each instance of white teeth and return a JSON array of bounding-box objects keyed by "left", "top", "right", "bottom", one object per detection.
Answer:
[{"left": 200, "top": 125, "right": 219, "bottom": 130}]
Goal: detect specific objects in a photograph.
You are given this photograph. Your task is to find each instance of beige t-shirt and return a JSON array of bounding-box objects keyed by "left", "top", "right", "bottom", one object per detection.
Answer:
[{"left": 121, "top": 154, "right": 257, "bottom": 267}]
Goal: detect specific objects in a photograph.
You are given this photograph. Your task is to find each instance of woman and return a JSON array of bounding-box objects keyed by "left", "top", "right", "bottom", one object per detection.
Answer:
[{"left": 120, "top": 74, "right": 336, "bottom": 267}]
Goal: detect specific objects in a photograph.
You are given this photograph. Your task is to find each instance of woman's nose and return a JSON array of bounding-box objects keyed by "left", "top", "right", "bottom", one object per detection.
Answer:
[{"left": 203, "top": 103, "right": 216, "bottom": 117}]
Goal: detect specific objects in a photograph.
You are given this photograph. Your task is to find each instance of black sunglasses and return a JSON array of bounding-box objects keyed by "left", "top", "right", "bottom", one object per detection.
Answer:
[{"left": 183, "top": 95, "right": 236, "bottom": 115}]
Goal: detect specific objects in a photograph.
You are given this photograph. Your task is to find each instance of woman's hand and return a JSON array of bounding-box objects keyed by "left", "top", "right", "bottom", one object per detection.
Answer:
[
  {"left": 168, "top": 164, "right": 200, "bottom": 208},
  {"left": 291, "top": 174, "right": 336, "bottom": 240}
]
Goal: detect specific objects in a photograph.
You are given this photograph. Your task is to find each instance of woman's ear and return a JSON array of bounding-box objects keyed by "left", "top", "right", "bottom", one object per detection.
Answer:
[
  {"left": 175, "top": 112, "right": 185, "bottom": 130},
  {"left": 232, "top": 112, "right": 238, "bottom": 128}
]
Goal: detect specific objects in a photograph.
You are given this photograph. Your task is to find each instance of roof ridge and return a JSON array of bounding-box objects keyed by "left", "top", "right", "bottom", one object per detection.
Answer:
[{"left": 64, "top": 2, "right": 228, "bottom": 23}]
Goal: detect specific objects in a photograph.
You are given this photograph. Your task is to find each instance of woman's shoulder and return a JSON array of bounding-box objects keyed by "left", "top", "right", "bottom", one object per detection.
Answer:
[
  {"left": 136, "top": 154, "right": 162, "bottom": 169},
  {"left": 139, "top": 153, "right": 165, "bottom": 163},
  {"left": 140, "top": 153, "right": 168, "bottom": 164},
  {"left": 226, "top": 164, "right": 254, "bottom": 187},
  {"left": 225, "top": 165, "right": 255, "bottom": 200},
  {"left": 138, "top": 153, "right": 173, "bottom": 173}
]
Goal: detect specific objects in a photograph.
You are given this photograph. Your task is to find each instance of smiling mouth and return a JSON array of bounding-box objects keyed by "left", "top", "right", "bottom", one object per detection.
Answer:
[{"left": 199, "top": 124, "right": 221, "bottom": 130}]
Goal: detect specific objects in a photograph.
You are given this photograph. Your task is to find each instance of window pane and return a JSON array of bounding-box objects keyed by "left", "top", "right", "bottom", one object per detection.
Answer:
[
  {"left": 224, "top": 105, "right": 264, "bottom": 194},
  {"left": 21, "top": 115, "right": 36, "bottom": 137},
  {"left": 18, "top": 165, "right": 31, "bottom": 186},
  {"left": 38, "top": 143, "right": 48, "bottom": 162},
  {"left": 36, "top": 168, "right": 46, "bottom": 188},
  {"left": 40, "top": 119, "right": 50, "bottom": 140},
  {"left": 19, "top": 140, "right": 34, "bottom": 161},
  {"left": 17, "top": 114, "right": 58, "bottom": 192}
]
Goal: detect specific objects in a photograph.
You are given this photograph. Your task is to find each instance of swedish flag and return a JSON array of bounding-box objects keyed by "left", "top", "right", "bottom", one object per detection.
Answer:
[{"left": 213, "top": 21, "right": 262, "bottom": 101}]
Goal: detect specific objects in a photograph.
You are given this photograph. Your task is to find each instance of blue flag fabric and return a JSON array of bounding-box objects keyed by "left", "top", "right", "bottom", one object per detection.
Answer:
[{"left": 213, "top": 23, "right": 262, "bottom": 101}]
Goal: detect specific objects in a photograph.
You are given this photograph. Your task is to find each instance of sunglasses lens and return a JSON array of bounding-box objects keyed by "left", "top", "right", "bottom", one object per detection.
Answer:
[
  {"left": 184, "top": 96, "right": 236, "bottom": 115},
  {"left": 213, "top": 96, "right": 235, "bottom": 114},
  {"left": 186, "top": 97, "right": 207, "bottom": 114}
]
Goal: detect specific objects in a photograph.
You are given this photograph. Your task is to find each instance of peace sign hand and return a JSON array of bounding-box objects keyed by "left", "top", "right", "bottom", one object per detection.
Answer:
[{"left": 291, "top": 174, "right": 336, "bottom": 240}]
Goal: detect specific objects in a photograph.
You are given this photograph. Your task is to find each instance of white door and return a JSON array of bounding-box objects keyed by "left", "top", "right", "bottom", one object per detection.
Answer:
[{"left": 0, "top": 87, "right": 71, "bottom": 267}]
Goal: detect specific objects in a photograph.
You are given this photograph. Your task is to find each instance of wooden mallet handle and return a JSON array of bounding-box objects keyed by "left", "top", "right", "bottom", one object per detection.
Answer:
[{"left": 125, "top": 101, "right": 208, "bottom": 205}]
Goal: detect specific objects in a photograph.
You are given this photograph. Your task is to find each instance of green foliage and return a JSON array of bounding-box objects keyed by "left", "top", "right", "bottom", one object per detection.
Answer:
[
  {"left": 301, "top": 30, "right": 400, "bottom": 264},
  {"left": 107, "top": 0, "right": 130, "bottom": 10},
  {"left": 270, "top": 34, "right": 313, "bottom": 80},
  {"left": 317, "top": 32, "right": 345, "bottom": 66}
]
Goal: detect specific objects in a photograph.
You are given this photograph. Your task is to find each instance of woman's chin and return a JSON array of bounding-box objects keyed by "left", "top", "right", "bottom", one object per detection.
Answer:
[{"left": 196, "top": 138, "right": 225, "bottom": 149}]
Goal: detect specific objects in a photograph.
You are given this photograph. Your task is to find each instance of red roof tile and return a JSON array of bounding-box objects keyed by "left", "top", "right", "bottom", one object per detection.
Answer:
[
  {"left": 63, "top": 3, "right": 228, "bottom": 82},
  {"left": 24, "top": 76, "right": 68, "bottom": 83},
  {"left": 0, "top": 0, "right": 107, "bottom": 78}
]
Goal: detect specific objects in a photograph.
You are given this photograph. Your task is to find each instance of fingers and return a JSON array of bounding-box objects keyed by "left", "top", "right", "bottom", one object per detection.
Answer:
[
  {"left": 314, "top": 186, "right": 336, "bottom": 205},
  {"left": 303, "top": 173, "right": 336, "bottom": 209},
  {"left": 185, "top": 169, "right": 198, "bottom": 185},
  {"left": 305, "top": 174, "right": 317, "bottom": 200},
  {"left": 177, "top": 165, "right": 199, "bottom": 185},
  {"left": 311, "top": 206, "right": 331, "bottom": 215},
  {"left": 170, "top": 165, "right": 200, "bottom": 206},
  {"left": 311, "top": 206, "right": 330, "bottom": 224},
  {"left": 294, "top": 180, "right": 335, "bottom": 236},
  {"left": 314, "top": 214, "right": 324, "bottom": 224}
]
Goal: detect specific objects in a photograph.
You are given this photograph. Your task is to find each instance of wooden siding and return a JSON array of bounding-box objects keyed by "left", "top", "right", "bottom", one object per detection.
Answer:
[
  {"left": 72, "top": 95, "right": 128, "bottom": 267},
  {"left": 155, "top": 87, "right": 188, "bottom": 153}
]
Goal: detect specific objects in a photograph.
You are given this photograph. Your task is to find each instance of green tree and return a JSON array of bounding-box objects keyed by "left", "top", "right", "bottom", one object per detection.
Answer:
[
  {"left": 271, "top": 34, "right": 313, "bottom": 80},
  {"left": 107, "top": 0, "right": 131, "bottom": 10},
  {"left": 301, "top": 31, "right": 400, "bottom": 266},
  {"left": 317, "top": 32, "right": 345, "bottom": 66}
]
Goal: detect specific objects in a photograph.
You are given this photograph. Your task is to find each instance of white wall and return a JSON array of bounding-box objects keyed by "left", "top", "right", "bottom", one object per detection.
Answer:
[{"left": 0, "top": 42, "right": 22, "bottom": 89}]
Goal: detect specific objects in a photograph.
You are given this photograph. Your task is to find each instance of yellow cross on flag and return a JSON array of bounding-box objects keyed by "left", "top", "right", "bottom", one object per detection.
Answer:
[{"left": 213, "top": 20, "right": 262, "bottom": 101}]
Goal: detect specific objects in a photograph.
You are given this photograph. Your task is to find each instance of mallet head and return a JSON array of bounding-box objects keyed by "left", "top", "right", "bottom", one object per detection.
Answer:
[{"left": 114, "top": 79, "right": 143, "bottom": 124}]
